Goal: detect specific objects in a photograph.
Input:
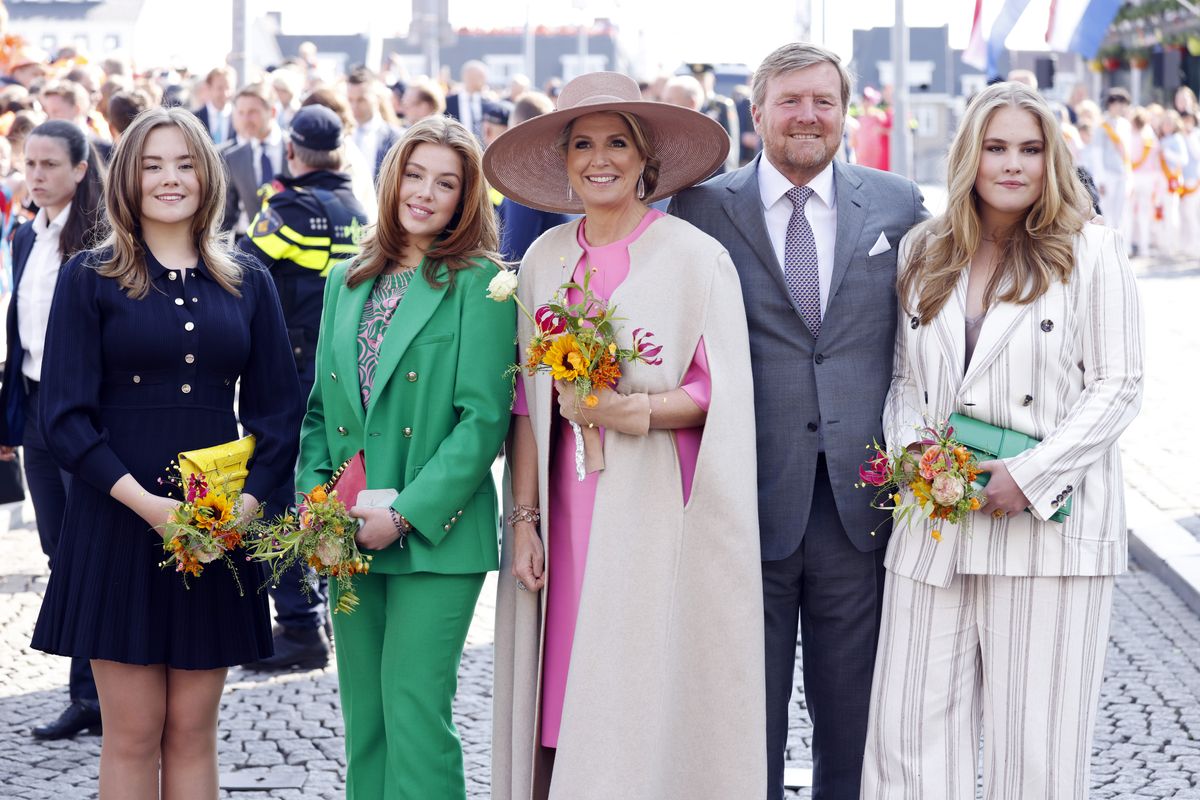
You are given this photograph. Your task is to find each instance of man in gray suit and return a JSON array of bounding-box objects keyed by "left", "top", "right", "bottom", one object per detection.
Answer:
[
  {"left": 221, "top": 82, "right": 290, "bottom": 236},
  {"left": 670, "top": 42, "right": 929, "bottom": 800}
]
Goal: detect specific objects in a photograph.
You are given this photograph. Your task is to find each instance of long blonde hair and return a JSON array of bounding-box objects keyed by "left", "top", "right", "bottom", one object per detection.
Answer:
[
  {"left": 898, "top": 82, "right": 1089, "bottom": 323},
  {"left": 97, "top": 106, "right": 242, "bottom": 298},
  {"left": 348, "top": 116, "right": 500, "bottom": 290}
]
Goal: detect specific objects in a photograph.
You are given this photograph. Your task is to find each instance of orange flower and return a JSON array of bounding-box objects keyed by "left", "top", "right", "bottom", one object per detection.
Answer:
[
  {"left": 584, "top": 394, "right": 599, "bottom": 408},
  {"left": 953, "top": 446, "right": 972, "bottom": 467},
  {"left": 589, "top": 354, "right": 622, "bottom": 391},
  {"left": 969, "top": 497, "right": 981, "bottom": 511},
  {"left": 931, "top": 529, "right": 943, "bottom": 542},
  {"left": 309, "top": 485, "right": 328, "bottom": 504},
  {"left": 919, "top": 446, "right": 948, "bottom": 480},
  {"left": 526, "top": 339, "right": 551, "bottom": 374}
]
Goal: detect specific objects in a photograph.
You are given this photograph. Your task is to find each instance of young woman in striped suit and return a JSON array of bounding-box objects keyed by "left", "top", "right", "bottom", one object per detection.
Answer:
[{"left": 862, "top": 82, "right": 1145, "bottom": 799}]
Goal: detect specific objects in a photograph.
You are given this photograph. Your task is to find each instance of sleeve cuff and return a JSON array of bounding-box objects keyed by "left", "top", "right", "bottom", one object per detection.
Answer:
[{"left": 77, "top": 445, "right": 130, "bottom": 495}]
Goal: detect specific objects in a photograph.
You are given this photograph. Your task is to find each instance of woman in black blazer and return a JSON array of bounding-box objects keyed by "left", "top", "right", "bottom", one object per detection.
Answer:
[
  {"left": 0, "top": 120, "right": 106, "bottom": 739},
  {"left": 30, "top": 107, "right": 303, "bottom": 798}
]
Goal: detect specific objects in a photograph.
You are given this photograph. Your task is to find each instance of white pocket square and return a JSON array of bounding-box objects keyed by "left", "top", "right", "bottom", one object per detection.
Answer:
[{"left": 868, "top": 231, "right": 891, "bottom": 257}]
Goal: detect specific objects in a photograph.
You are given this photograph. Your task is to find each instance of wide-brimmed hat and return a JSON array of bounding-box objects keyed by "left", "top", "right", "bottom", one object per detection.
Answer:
[{"left": 483, "top": 71, "right": 730, "bottom": 214}]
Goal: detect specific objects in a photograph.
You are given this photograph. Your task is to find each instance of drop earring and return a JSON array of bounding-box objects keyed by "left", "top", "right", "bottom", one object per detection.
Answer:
[{"left": 637, "top": 173, "right": 646, "bottom": 200}]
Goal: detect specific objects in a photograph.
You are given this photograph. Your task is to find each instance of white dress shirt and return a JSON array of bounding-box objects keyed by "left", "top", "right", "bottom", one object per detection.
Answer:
[
  {"left": 18, "top": 204, "right": 71, "bottom": 383},
  {"left": 206, "top": 102, "right": 231, "bottom": 145},
  {"left": 354, "top": 115, "right": 384, "bottom": 170},
  {"left": 458, "top": 92, "right": 482, "bottom": 138},
  {"left": 758, "top": 155, "right": 837, "bottom": 316}
]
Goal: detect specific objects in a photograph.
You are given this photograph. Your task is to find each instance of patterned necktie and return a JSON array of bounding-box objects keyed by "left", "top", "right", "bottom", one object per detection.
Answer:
[{"left": 784, "top": 186, "right": 822, "bottom": 337}]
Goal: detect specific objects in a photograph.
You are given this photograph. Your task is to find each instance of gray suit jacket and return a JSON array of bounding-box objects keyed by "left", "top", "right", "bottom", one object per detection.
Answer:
[
  {"left": 670, "top": 156, "right": 929, "bottom": 559},
  {"left": 220, "top": 138, "right": 290, "bottom": 233}
]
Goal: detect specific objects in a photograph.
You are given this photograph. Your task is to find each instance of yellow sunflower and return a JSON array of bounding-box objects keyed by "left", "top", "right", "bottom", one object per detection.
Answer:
[
  {"left": 542, "top": 334, "right": 591, "bottom": 381},
  {"left": 193, "top": 490, "right": 235, "bottom": 531}
]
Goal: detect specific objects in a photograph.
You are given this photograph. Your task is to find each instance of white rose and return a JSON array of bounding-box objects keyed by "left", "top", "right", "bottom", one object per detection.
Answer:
[
  {"left": 315, "top": 536, "right": 344, "bottom": 566},
  {"left": 930, "top": 472, "right": 966, "bottom": 506},
  {"left": 486, "top": 269, "right": 519, "bottom": 302}
]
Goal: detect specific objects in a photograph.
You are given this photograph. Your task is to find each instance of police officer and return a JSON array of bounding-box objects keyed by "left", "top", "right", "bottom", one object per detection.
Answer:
[{"left": 240, "top": 104, "right": 368, "bottom": 670}]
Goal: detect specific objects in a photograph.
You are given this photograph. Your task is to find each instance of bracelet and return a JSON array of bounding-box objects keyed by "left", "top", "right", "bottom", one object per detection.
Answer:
[
  {"left": 388, "top": 507, "right": 412, "bottom": 548},
  {"left": 506, "top": 503, "right": 541, "bottom": 527}
]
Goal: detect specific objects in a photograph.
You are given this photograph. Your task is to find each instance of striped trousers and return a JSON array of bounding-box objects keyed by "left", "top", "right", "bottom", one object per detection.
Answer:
[{"left": 861, "top": 571, "right": 1114, "bottom": 800}]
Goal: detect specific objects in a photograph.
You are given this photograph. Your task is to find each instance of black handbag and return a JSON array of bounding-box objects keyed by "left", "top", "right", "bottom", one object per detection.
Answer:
[{"left": 0, "top": 450, "right": 26, "bottom": 505}]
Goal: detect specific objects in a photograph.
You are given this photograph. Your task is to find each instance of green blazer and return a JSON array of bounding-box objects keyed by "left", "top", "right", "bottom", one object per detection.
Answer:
[{"left": 296, "top": 258, "right": 516, "bottom": 574}]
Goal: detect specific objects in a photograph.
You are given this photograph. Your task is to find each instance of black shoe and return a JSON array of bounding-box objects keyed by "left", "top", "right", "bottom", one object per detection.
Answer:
[
  {"left": 32, "top": 701, "right": 102, "bottom": 740},
  {"left": 244, "top": 626, "right": 330, "bottom": 671}
]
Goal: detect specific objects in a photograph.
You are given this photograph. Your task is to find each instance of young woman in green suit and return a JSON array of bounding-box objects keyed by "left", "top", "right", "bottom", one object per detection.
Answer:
[{"left": 296, "top": 116, "right": 515, "bottom": 800}]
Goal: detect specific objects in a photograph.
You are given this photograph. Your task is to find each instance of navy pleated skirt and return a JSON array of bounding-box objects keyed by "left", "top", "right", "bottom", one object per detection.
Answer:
[{"left": 31, "top": 406, "right": 274, "bottom": 670}]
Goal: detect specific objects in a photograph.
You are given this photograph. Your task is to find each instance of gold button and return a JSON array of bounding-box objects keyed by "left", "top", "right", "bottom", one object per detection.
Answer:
[
  {"left": 331, "top": 372, "right": 337, "bottom": 381},
  {"left": 168, "top": 272, "right": 177, "bottom": 281},
  {"left": 406, "top": 371, "right": 418, "bottom": 382},
  {"left": 457, "top": 509, "right": 463, "bottom": 515},
  {"left": 174, "top": 298, "right": 184, "bottom": 306},
  {"left": 132, "top": 375, "right": 141, "bottom": 384},
  {"left": 402, "top": 427, "right": 413, "bottom": 438},
  {"left": 337, "top": 426, "right": 348, "bottom": 435},
  {"left": 181, "top": 384, "right": 192, "bottom": 393},
  {"left": 294, "top": 346, "right": 302, "bottom": 355},
  {"left": 192, "top": 297, "right": 199, "bottom": 303},
  {"left": 185, "top": 322, "right": 195, "bottom": 331},
  {"left": 443, "top": 524, "right": 451, "bottom": 532},
  {"left": 185, "top": 354, "right": 195, "bottom": 364}
]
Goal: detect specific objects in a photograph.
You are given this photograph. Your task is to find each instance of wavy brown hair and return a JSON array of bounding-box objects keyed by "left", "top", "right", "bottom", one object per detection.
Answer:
[
  {"left": 347, "top": 115, "right": 500, "bottom": 290},
  {"left": 97, "top": 106, "right": 241, "bottom": 298},
  {"left": 898, "top": 82, "right": 1090, "bottom": 323}
]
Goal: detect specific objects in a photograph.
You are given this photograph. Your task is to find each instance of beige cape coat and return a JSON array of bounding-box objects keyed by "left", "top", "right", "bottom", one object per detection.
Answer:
[{"left": 492, "top": 215, "right": 766, "bottom": 800}]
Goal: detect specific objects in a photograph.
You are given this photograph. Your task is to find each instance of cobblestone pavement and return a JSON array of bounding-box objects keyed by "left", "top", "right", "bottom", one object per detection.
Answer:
[
  {"left": 1120, "top": 254, "right": 1200, "bottom": 541},
  {"left": 1, "top": 254, "right": 1196, "bottom": 800},
  {"left": 3, "top": 515, "right": 1200, "bottom": 800}
]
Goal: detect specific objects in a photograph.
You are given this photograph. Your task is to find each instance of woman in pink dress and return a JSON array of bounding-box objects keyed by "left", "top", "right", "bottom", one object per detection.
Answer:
[{"left": 485, "top": 72, "right": 766, "bottom": 800}]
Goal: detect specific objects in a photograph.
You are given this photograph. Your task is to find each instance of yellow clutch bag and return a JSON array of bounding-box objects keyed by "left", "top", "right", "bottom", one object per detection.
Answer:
[{"left": 177, "top": 434, "right": 256, "bottom": 494}]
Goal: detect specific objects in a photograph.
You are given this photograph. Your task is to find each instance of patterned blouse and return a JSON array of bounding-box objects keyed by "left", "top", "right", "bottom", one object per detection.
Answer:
[{"left": 357, "top": 269, "right": 416, "bottom": 408}]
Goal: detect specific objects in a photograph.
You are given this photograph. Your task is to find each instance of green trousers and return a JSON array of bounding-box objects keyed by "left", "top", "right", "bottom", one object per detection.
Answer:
[{"left": 333, "top": 570, "right": 485, "bottom": 800}]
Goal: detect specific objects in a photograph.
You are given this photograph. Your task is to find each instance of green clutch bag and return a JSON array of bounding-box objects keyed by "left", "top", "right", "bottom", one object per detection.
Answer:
[{"left": 946, "top": 413, "right": 1071, "bottom": 523}]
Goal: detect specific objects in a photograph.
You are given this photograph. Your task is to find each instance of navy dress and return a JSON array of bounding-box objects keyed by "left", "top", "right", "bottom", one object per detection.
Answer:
[{"left": 31, "top": 246, "right": 303, "bottom": 669}]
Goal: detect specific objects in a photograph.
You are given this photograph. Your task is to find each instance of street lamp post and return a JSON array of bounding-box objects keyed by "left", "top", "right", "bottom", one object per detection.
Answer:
[{"left": 890, "top": 0, "right": 912, "bottom": 180}]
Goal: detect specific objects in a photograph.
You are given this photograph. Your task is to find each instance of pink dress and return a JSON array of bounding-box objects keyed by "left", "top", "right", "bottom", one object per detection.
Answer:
[{"left": 512, "top": 209, "right": 712, "bottom": 747}]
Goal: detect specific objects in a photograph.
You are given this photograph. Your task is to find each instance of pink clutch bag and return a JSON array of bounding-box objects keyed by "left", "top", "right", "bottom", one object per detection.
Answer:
[{"left": 329, "top": 451, "right": 366, "bottom": 508}]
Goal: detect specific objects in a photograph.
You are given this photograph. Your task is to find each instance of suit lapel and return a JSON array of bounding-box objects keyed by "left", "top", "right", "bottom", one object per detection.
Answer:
[
  {"left": 333, "top": 275, "right": 373, "bottom": 422},
  {"left": 720, "top": 157, "right": 792, "bottom": 303},
  {"left": 365, "top": 269, "right": 450, "bottom": 418},
  {"left": 11, "top": 226, "right": 35, "bottom": 288},
  {"left": 961, "top": 297, "right": 1034, "bottom": 391},
  {"left": 931, "top": 268, "right": 968, "bottom": 387},
  {"left": 828, "top": 162, "right": 867, "bottom": 303}
]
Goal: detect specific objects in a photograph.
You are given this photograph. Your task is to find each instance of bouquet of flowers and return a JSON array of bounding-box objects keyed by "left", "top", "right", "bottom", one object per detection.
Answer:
[
  {"left": 157, "top": 466, "right": 253, "bottom": 592},
  {"left": 246, "top": 484, "right": 372, "bottom": 615},
  {"left": 486, "top": 267, "right": 663, "bottom": 480},
  {"left": 856, "top": 420, "right": 985, "bottom": 542}
]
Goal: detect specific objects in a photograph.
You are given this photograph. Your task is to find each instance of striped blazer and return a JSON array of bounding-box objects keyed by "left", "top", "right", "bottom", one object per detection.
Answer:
[{"left": 882, "top": 223, "right": 1144, "bottom": 588}]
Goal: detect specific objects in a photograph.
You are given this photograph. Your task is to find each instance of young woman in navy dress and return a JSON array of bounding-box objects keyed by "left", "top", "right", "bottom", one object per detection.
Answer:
[{"left": 30, "top": 107, "right": 303, "bottom": 798}]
